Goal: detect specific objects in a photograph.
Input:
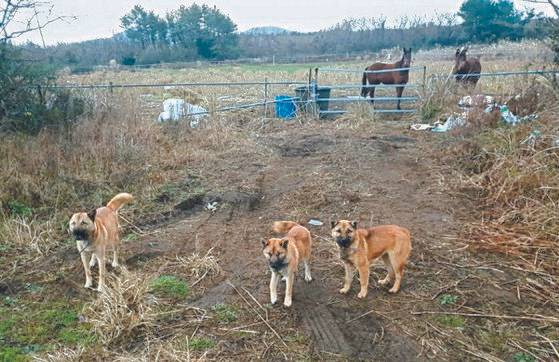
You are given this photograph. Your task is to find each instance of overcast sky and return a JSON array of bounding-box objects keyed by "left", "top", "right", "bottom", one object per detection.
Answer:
[{"left": 14, "top": 0, "right": 555, "bottom": 45}]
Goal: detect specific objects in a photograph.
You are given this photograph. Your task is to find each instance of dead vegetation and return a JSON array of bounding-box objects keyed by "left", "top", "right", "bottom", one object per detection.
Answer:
[{"left": 2, "top": 45, "right": 559, "bottom": 361}]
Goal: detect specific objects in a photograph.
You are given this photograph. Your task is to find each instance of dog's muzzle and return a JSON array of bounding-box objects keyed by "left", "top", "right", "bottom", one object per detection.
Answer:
[
  {"left": 72, "top": 229, "right": 91, "bottom": 242},
  {"left": 269, "top": 257, "right": 287, "bottom": 272},
  {"left": 336, "top": 237, "right": 352, "bottom": 248}
]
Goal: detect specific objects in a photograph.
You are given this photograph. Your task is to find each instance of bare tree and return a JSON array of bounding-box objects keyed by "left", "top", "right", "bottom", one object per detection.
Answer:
[
  {"left": 0, "top": 0, "right": 71, "bottom": 44},
  {"left": 524, "top": 0, "right": 559, "bottom": 17}
]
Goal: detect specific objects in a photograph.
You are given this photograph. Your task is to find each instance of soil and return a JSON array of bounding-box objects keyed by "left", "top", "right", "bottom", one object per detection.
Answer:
[
  {"left": 13, "top": 120, "right": 555, "bottom": 360},
  {"left": 129, "top": 122, "right": 464, "bottom": 360}
]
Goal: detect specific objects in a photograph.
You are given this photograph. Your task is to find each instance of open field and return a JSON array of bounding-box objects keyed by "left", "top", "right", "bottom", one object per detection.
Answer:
[{"left": 1, "top": 42, "right": 558, "bottom": 361}]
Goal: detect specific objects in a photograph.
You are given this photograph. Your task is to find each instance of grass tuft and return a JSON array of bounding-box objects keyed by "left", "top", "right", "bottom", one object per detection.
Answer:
[{"left": 150, "top": 275, "right": 189, "bottom": 299}]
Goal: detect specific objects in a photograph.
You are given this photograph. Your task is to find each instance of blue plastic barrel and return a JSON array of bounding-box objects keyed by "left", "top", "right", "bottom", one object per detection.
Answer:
[{"left": 275, "top": 96, "right": 297, "bottom": 119}]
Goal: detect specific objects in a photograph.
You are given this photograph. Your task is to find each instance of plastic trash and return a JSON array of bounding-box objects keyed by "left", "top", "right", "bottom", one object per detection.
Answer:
[
  {"left": 458, "top": 95, "right": 494, "bottom": 108},
  {"left": 157, "top": 98, "right": 207, "bottom": 127},
  {"left": 410, "top": 124, "right": 434, "bottom": 131},
  {"left": 431, "top": 113, "right": 466, "bottom": 133},
  {"left": 500, "top": 105, "right": 519, "bottom": 125},
  {"left": 206, "top": 202, "right": 218, "bottom": 212},
  {"left": 521, "top": 129, "right": 541, "bottom": 146},
  {"left": 308, "top": 219, "right": 323, "bottom": 226}
]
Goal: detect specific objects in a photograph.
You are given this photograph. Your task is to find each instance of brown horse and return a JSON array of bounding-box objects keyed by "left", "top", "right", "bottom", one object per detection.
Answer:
[
  {"left": 452, "top": 47, "right": 481, "bottom": 86},
  {"left": 361, "top": 48, "right": 412, "bottom": 110}
]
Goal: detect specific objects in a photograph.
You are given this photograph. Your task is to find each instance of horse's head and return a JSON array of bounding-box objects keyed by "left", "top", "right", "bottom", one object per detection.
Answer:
[
  {"left": 454, "top": 47, "right": 469, "bottom": 72},
  {"left": 401, "top": 48, "right": 412, "bottom": 68}
]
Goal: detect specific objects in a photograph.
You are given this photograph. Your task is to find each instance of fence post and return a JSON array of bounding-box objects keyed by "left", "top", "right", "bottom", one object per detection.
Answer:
[
  {"left": 422, "top": 66, "right": 427, "bottom": 94},
  {"left": 314, "top": 67, "right": 319, "bottom": 119},
  {"left": 263, "top": 77, "right": 269, "bottom": 119}
]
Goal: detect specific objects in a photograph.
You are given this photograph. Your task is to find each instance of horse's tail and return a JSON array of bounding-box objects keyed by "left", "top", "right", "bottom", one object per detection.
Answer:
[{"left": 361, "top": 69, "right": 368, "bottom": 97}]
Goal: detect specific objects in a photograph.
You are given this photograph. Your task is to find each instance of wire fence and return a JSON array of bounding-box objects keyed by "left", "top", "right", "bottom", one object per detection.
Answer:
[{"left": 34, "top": 65, "right": 559, "bottom": 119}]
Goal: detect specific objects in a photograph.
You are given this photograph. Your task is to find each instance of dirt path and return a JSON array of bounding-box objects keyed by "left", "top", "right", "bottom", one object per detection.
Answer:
[{"left": 115, "top": 122, "right": 548, "bottom": 360}]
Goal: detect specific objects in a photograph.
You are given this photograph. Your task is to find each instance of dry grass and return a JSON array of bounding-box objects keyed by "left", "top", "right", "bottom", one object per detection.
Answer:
[
  {"left": 84, "top": 269, "right": 158, "bottom": 346},
  {"left": 446, "top": 76, "right": 559, "bottom": 277}
]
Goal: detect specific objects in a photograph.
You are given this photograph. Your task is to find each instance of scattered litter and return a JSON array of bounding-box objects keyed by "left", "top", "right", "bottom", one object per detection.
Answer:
[
  {"left": 431, "top": 113, "right": 467, "bottom": 133},
  {"left": 458, "top": 95, "right": 495, "bottom": 108},
  {"left": 308, "top": 219, "right": 323, "bottom": 226},
  {"left": 500, "top": 105, "right": 519, "bottom": 125},
  {"left": 410, "top": 123, "right": 434, "bottom": 131},
  {"left": 206, "top": 202, "right": 218, "bottom": 212},
  {"left": 413, "top": 94, "right": 537, "bottom": 133},
  {"left": 157, "top": 98, "right": 208, "bottom": 128},
  {"left": 521, "top": 129, "right": 541, "bottom": 146}
]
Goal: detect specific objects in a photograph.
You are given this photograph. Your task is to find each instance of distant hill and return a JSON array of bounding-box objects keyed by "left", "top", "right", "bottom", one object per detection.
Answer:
[{"left": 243, "top": 26, "right": 291, "bottom": 35}]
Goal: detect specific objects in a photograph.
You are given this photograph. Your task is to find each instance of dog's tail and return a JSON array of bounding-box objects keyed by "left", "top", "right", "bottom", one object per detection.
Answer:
[
  {"left": 272, "top": 221, "right": 299, "bottom": 234},
  {"left": 106, "top": 193, "right": 134, "bottom": 211}
]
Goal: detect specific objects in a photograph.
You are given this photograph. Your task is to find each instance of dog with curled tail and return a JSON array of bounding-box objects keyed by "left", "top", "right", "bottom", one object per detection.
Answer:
[{"left": 69, "top": 193, "right": 133, "bottom": 292}]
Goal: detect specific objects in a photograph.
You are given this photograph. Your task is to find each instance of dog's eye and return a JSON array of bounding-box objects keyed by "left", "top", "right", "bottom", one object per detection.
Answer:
[
  {"left": 335, "top": 228, "right": 340, "bottom": 233},
  {"left": 81, "top": 221, "right": 87, "bottom": 225},
  {"left": 347, "top": 229, "right": 353, "bottom": 233}
]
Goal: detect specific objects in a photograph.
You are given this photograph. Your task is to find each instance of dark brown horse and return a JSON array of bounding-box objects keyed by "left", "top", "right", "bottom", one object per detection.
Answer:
[
  {"left": 452, "top": 47, "right": 481, "bottom": 86},
  {"left": 361, "top": 48, "right": 412, "bottom": 110}
]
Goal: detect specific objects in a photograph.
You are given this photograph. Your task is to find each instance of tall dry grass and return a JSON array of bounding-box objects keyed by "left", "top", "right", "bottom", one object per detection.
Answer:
[
  {"left": 446, "top": 76, "right": 559, "bottom": 274},
  {"left": 0, "top": 86, "right": 261, "bottom": 269}
]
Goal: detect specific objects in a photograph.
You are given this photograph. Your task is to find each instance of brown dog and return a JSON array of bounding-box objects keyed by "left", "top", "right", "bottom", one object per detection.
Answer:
[
  {"left": 331, "top": 220, "right": 411, "bottom": 298},
  {"left": 69, "top": 193, "right": 133, "bottom": 291},
  {"left": 261, "top": 221, "right": 312, "bottom": 307}
]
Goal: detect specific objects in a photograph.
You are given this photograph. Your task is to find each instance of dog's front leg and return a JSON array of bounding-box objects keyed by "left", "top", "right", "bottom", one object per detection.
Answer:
[
  {"left": 96, "top": 246, "right": 106, "bottom": 292},
  {"left": 284, "top": 270, "right": 294, "bottom": 307},
  {"left": 80, "top": 251, "right": 93, "bottom": 288},
  {"left": 340, "top": 261, "right": 354, "bottom": 294},
  {"left": 270, "top": 271, "right": 280, "bottom": 305},
  {"left": 357, "top": 263, "right": 370, "bottom": 299}
]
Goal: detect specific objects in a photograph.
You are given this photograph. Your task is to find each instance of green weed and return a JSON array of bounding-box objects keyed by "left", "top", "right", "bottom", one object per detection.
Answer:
[
  {"left": 150, "top": 275, "right": 189, "bottom": 299},
  {"left": 189, "top": 337, "right": 216, "bottom": 351},
  {"left": 212, "top": 303, "right": 237, "bottom": 323}
]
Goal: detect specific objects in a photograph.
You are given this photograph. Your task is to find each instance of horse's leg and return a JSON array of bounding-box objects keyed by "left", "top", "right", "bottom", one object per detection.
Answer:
[
  {"left": 370, "top": 86, "right": 375, "bottom": 106},
  {"left": 396, "top": 85, "right": 404, "bottom": 110}
]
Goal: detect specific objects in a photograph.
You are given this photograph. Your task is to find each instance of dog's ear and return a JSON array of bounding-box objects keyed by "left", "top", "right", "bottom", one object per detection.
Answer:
[
  {"left": 281, "top": 238, "right": 289, "bottom": 249},
  {"left": 351, "top": 220, "right": 358, "bottom": 229},
  {"left": 330, "top": 221, "right": 337, "bottom": 229},
  {"left": 87, "top": 209, "right": 97, "bottom": 222},
  {"left": 261, "top": 239, "right": 268, "bottom": 248}
]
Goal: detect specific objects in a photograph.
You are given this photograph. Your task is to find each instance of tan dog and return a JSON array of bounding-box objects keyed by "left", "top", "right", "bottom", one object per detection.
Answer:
[
  {"left": 331, "top": 220, "right": 411, "bottom": 298},
  {"left": 69, "top": 193, "right": 133, "bottom": 291},
  {"left": 261, "top": 221, "right": 312, "bottom": 307}
]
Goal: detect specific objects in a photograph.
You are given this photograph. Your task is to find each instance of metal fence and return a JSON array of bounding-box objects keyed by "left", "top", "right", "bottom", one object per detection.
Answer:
[{"left": 35, "top": 66, "right": 558, "bottom": 119}]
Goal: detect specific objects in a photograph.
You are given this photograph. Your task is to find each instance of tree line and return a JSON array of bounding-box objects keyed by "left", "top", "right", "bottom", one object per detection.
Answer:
[{"left": 20, "top": 0, "right": 551, "bottom": 69}]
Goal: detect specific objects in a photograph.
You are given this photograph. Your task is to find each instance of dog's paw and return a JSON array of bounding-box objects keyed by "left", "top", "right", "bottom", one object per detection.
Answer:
[
  {"left": 271, "top": 296, "right": 277, "bottom": 305},
  {"left": 357, "top": 290, "right": 367, "bottom": 299},
  {"left": 283, "top": 299, "right": 292, "bottom": 308},
  {"left": 339, "top": 287, "right": 350, "bottom": 294},
  {"left": 84, "top": 281, "right": 92, "bottom": 289},
  {"left": 89, "top": 259, "right": 97, "bottom": 268},
  {"left": 388, "top": 287, "right": 399, "bottom": 294},
  {"left": 96, "top": 285, "right": 106, "bottom": 293},
  {"left": 111, "top": 261, "right": 119, "bottom": 268},
  {"left": 304, "top": 275, "right": 312, "bottom": 282},
  {"left": 378, "top": 278, "right": 390, "bottom": 286}
]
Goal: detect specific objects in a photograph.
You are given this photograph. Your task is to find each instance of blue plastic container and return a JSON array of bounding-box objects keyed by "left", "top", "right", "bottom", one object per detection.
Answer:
[{"left": 275, "top": 96, "right": 297, "bottom": 119}]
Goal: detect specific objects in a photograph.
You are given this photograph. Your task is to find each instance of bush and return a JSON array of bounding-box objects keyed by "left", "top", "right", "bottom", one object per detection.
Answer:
[
  {"left": 121, "top": 56, "right": 136, "bottom": 66},
  {"left": 0, "top": 45, "right": 88, "bottom": 135}
]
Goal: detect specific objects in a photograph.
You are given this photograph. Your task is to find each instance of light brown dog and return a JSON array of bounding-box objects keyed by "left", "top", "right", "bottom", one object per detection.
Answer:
[
  {"left": 331, "top": 220, "right": 411, "bottom": 298},
  {"left": 69, "top": 193, "right": 133, "bottom": 292},
  {"left": 261, "top": 221, "right": 312, "bottom": 307}
]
